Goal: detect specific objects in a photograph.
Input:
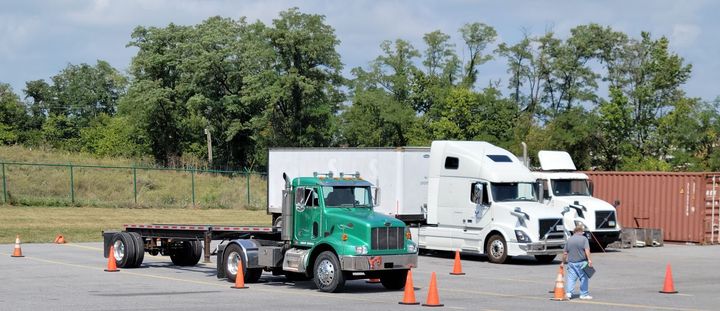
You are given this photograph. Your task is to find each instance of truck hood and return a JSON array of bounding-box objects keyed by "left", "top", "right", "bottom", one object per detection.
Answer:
[
  {"left": 494, "top": 201, "right": 565, "bottom": 219},
  {"left": 325, "top": 208, "right": 406, "bottom": 228},
  {"left": 553, "top": 196, "right": 615, "bottom": 212}
]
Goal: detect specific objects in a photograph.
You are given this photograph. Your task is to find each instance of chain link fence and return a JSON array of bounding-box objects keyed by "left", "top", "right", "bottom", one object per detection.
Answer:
[{"left": 0, "top": 162, "right": 267, "bottom": 209}]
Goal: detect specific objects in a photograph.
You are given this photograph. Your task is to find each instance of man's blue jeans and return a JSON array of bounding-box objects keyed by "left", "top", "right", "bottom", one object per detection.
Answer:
[{"left": 566, "top": 261, "right": 589, "bottom": 296}]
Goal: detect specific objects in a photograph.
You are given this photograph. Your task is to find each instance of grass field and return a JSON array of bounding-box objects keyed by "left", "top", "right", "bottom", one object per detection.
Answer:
[
  {"left": 0, "top": 145, "right": 267, "bottom": 209},
  {"left": 0, "top": 205, "right": 270, "bottom": 244}
]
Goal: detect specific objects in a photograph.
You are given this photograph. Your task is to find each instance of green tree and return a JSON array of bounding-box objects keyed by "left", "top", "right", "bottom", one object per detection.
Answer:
[
  {"left": 0, "top": 83, "right": 29, "bottom": 144},
  {"left": 595, "top": 87, "right": 634, "bottom": 170},
  {"left": 260, "top": 8, "right": 344, "bottom": 150},
  {"left": 459, "top": 22, "right": 497, "bottom": 87}
]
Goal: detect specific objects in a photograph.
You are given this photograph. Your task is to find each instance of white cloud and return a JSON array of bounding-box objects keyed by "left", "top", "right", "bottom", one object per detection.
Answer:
[{"left": 670, "top": 24, "right": 701, "bottom": 48}]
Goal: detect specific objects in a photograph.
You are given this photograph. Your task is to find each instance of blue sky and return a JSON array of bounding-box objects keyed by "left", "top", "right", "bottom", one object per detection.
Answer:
[{"left": 1, "top": 0, "right": 718, "bottom": 101}]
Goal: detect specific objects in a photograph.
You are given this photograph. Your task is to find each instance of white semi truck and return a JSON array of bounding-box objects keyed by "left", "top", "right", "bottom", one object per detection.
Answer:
[
  {"left": 268, "top": 141, "right": 568, "bottom": 264},
  {"left": 532, "top": 150, "right": 621, "bottom": 250}
]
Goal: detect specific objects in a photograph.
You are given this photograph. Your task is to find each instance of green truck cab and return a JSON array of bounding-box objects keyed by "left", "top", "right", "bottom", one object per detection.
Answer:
[
  {"left": 282, "top": 173, "right": 417, "bottom": 292},
  {"left": 214, "top": 172, "right": 418, "bottom": 292}
]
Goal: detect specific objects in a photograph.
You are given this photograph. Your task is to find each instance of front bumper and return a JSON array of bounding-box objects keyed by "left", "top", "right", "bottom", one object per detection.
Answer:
[
  {"left": 339, "top": 253, "right": 418, "bottom": 271},
  {"left": 514, "top": 240, "right": 565, "bottom": 255}
]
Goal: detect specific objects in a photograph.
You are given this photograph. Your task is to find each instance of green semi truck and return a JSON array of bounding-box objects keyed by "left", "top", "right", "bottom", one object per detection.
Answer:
[{"left": 103, "top": 172, "right": 418, "bottom": 292}]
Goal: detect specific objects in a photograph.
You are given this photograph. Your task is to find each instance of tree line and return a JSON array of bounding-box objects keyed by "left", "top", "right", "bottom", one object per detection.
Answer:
[{"left": 1, "top": 8, "right": 718, "bottom": 171}]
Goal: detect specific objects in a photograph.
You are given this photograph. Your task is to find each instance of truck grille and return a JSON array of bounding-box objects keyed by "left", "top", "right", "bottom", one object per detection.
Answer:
[
  {"left": 538, "top": 218, "right": 565, "bottom": 240},
  {"left": 371, "top": 227, "right": 404, "bottom": 250},
  {"left": 596, "top": 211, "right": 617, "bottom": 229}
]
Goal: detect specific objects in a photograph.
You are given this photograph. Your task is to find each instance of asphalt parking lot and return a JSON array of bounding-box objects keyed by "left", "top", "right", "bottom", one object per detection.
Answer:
[{"left": 1, "top": 242, "right": 718, "bottom": 310}]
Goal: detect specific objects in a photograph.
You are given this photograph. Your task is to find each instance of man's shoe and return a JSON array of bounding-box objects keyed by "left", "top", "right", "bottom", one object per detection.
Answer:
[
  {"left": 566, "top": 293, "right": 572, "bottom": 299},
  {"left": 579, "top": 295, "right": 593, "bottom": 300}
]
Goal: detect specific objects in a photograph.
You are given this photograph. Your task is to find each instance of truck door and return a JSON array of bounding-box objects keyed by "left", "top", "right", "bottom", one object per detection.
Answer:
[
  {"left": 468, "top": 181, "right": 492, "bottom": 229},
  {"left": 293, "top": 187, "right": 322, "bottom": 246}
]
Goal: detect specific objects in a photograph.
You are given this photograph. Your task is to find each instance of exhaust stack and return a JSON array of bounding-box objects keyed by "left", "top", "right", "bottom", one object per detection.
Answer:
[{"left": 281, "top": 173, "right": 293, "bottom": 241}]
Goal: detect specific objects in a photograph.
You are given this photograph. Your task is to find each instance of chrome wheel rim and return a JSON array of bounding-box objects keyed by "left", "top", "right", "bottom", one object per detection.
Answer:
[
  {"left": 316, "top": 259, "right": 335, "bottom": 287},
  {"left": 227, "top": 252, "right": 241, "bottom": 276},
  {"left": 490, "top": 239, "right": 504, "bottom": 259},
  {"left": 113, "top": 240, "right": 125, "bottom": 261}
]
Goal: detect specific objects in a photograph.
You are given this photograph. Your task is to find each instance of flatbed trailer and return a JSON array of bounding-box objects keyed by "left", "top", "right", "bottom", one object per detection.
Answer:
[{"left": 103, "top": 224, "right": 279, "bottom": 264}]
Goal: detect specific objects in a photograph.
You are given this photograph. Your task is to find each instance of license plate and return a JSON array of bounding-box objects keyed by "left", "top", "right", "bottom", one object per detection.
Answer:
[
  {"left": 556, "top": 225, "right": 564, "bottom": 231},
  {"left": 608, "top": 221, "right": 616, "bottom": 227}
]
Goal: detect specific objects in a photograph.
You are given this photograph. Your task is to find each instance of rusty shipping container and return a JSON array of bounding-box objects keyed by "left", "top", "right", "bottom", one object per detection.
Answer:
[{"left": 585, "top": 172, "right": 720, "bottom": 244}]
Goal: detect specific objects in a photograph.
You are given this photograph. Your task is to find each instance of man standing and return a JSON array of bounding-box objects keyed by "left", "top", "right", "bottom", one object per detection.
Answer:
[{"left": 561, "top": 226, "right": 593, "bottom": 300}]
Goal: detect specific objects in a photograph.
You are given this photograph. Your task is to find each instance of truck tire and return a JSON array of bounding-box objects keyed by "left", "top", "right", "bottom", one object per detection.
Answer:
[
  {"left": 534, "top": 254, "right": 557, "bottom": 264},
  {"left": 127, "top": 232, "right": 145, "bottom": 268},
  {"left": 223, "top": 243, "right": 263, "bottom": 283},
  {"left": 380, "top": 269, "right": 408, "bottom": 290},
  {"left": 313, "top": 251, "right": 346, "bottom": 293},
  {"left": 486, "top": 234, "right": 509, "bottom": 264},
  {"left": 170, "top": 241, "right": 202, "bottom": 266},
  {"left": 111, "top": 232, "right": 137, "bottom": 268}
]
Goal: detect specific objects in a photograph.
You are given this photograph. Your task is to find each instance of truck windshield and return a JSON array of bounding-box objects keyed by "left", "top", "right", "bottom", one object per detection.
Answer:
[
  {"left": 322, "top": 186, "right": 372, "bottom": 208},
  {"left": 490, "top": 182, "right": 538, "bottom": 202},
  {"left": 551, "top": 179, "right": 590, "bottom": 196}
]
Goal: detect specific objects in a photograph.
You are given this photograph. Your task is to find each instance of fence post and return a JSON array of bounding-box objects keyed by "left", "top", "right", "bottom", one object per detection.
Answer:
[
  {"left": 191, "top": 169, "right": 196, "bottom": 207},
  {"left": 2, "top": 163, "right": 7, "bottom": 203},
  {"left": 133, "top": 167, "right": 138, "bottom": 205},
  {"left": 246, "top": 169, "right": 251, "bottom": 206},
  {"left": 69, "top": 164, "right": 75, "bottom": 204}
]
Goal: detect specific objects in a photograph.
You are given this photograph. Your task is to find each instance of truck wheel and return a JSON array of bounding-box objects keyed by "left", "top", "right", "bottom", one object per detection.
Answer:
[
  {"left": 486, "top": 234, "right": 509, "bottom": 264},
  {"left": 380, "top": 269, "right": 408, "bottom": 290},
  {"left": 222, "top": 243, "right": 262, "bottom": 283},
  {"left": 534, "top": 255, "right": 557, "bottom": 264},
  {"left": 170, "top": 241, "right": 202, "bottom": 266},
  {"left": 111, "top": 232, "right": 137, "bottom": 268},
  {"left": 127, "top": 232, "right": 145, "bottom": 268},
  {"left": 313, "top": 251, "right": 346, "bottom": 293}
]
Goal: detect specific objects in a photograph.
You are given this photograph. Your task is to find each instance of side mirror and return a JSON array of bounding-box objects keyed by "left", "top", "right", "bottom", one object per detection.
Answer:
[
  {"left": 537, "top": 181, "right": 544, "bottom": 202},
  {"left": 372, "top": 186, "right": 381, "bottom": 207},
  {"left": 473, "top": 183, "right": 484, "bottom": 204},
  {"left": 613, "top": 199, "right": 621, "bottom": 208}
]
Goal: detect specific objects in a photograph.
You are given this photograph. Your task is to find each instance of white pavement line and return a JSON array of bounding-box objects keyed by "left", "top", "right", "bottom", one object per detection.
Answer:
[
  {"left": 445, "top": 288, "right": 706, "bottom": 311},
  {"left": 0, "top": 252, "right": 407, "bottom": 306}
]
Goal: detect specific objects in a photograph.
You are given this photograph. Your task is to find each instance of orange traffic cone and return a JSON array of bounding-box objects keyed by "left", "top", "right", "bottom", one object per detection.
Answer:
[
  {"left": 104, "top": 245, "right": 119, "bottom": 272},
  {"left": 422, "top": 272, "right": 444, "bottom": 307},
  {"left": 366, "top": 277, "right": 381, "bottom": 283},
  {"left": 398, "top": 270, "right": 420, "bottom": 305},
  {"left": 11, "top": 235, "right": 24, "bottom": 258},
  {"left": 450, "top": 250, "right": 465, "bottom": 275},
  {"left": 659, "top": 263, "right": 678, "bottom": 294},
  {"left": 54, "top": 234, "right": 66, "bottom": 244},
  {"left": 549, "top": 265, "right": 564, "bottom": 293},
  {"left": 231, "top": 258, "right": 248, "bottom": 289},
  {"left": 550, "top": 267, "right": 567, "bottom": 301}
]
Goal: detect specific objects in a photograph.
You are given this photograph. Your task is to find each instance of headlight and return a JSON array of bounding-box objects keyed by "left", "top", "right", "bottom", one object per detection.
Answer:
[
  {"left": 574, "top": 220, "right": 587, "bottom": 231},
  {"left": 355, "top": 245, "right": 368, "bottom": 255},
  {"left": 515, "top": 230, "right": 531, "bottom": 243},
  {"left": 407, "top": 242, "right": 417, "bottom": 253}
]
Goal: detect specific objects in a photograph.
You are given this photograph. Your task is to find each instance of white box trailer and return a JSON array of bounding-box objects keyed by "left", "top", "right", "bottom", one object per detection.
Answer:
[
  {"left": 268, "top": 141, "right": 568, "bottom": 264},
  {"left": 268, "top": 147, "right": 430, "bottom": 222}
]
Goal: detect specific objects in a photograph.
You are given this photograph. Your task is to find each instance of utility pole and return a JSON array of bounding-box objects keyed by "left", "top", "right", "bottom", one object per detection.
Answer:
[{"left": 204, "top": 128, "right": 213, "bottom": 165}]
